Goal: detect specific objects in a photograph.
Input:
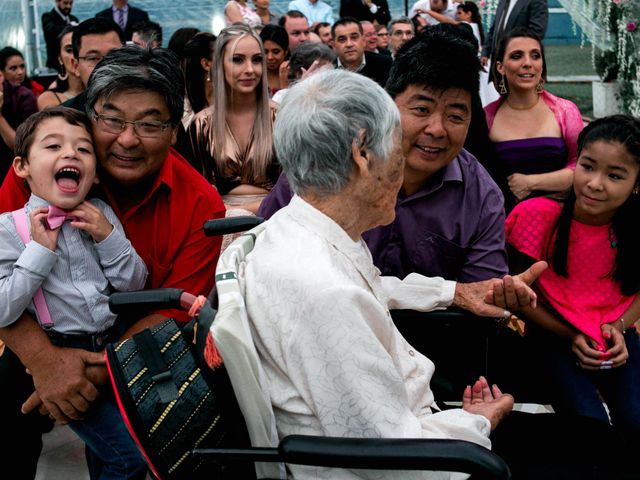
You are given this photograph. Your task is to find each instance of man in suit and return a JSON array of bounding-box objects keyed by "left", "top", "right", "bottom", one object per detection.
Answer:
[
  {"left": 339, "top": 0, "right": 391, "bottom": 26},
  {"left": 480, "top": 0, "right": 548, "bottom": 66},
  {"left": 332, "top": 17, "right": 392, "bottom": 88},
  {"left": 95, "top": 0, "right": 150, "bottom": 42},
  {"left": 41, "top": 0, "right": 79, "bottom": 69}
]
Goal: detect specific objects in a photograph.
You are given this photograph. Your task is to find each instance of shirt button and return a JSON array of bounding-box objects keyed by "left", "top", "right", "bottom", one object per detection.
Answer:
[{"left": 408, "top": 350, "right": 415, "bottom": 356}]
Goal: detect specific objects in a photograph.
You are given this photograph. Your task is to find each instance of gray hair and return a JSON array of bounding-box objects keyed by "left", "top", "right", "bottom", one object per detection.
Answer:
[
  {"left": 85, "top": 46, "right": 184, "bottom": 125},
  {"left": 274, "top": 69, "right": 400, "bottom": 196},
  {"left": 388, "top": 16, "right": 415, "bottom": 34},
  {"left": 288, "top": 42, "right": 336, "bottom": 81}
]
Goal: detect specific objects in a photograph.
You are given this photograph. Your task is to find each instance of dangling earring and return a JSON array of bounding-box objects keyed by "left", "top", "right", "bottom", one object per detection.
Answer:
[
  {"left": 206, "top": 69, "right": 211, "bottom": 82},
  {"left": 58, "top": 62, "right": 68, "bottom": 81},
  {"left": 536, "top": 80, "right": 544, "bottom": 94},
  {"left": 633, "top": 184, "right": 639, "bottom": 195},
  {"left": 499, "top": 74, "right": 507, "bottom": 95}
]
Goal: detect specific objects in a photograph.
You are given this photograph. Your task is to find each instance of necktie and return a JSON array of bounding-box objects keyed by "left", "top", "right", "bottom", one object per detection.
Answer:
[
  {"left": 46, "top": 205, "right": 78, "bottom": 230},
  {"left": 116, "top": 8, "right": 126, "bottom": 30}
]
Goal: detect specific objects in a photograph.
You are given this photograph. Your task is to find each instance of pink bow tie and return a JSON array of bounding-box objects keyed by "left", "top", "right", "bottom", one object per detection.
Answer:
[{"left": 45, "top": 205, "right": 78, "bottom": 230}]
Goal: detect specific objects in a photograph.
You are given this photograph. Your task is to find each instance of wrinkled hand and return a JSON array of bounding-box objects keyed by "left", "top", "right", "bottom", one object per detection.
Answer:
[
  {"left": 455, "top": 261, "right": 547, "bottom": 318},
  {"left": 573, "top": 326, "right": 628, "bottom": 371},
  {"left": 507, "top": 173, "right": 532, "bottom": 200},
  {"left": 462, "top": 376, "right": 513, "bottom": 431},
  {"left": 29, "top": 207, "right": 60, "bottom": 251},
  {"left": 22, "top": 346, "right": 106, "bottom": 424},
  {"left": 70, "top": 201, "right": 113, "bottom": 242}
]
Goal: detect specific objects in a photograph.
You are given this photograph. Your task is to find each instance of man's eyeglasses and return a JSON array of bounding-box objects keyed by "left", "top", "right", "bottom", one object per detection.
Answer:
[
  {"left": 77, "top": 54, "right": 104, "bottom": 65},
  {"left": 91, "top": 111, "right": 173, "bottom": 138}
]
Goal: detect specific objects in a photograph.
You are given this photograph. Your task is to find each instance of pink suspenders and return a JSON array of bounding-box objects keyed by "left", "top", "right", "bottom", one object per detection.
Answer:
[{"left": 11, "top": 208, "right": 54, "bottom": 328}]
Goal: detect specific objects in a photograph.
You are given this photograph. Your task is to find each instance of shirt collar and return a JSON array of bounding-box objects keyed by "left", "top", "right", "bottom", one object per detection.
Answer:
[
  {"left": 54, "top": 6, "right": 69, "bottom": 20},
  {"left": 285, "top": 195, "right": 380, "bottom": 283},
  {"left": 401, "top": 154, "right": 464, "bottom": 201},
  {"left": 112, "top": 4, "right": 129, "bottom": 13},
  {"left": 336, "top": 53, "right": 366, "bottom": 73},
  {"left": 101, "top": 147, "right": 176, "bottom": 220}
]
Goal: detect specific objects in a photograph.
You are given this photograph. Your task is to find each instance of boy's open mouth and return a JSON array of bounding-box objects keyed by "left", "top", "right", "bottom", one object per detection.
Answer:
[{"left": 55, "top": 167, "right": 81, "bottom": 192}]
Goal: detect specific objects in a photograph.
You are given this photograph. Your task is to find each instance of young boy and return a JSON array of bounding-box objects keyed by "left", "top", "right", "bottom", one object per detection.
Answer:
[{"left": 0, "top": 107, "right": 149, "bottom": 479}]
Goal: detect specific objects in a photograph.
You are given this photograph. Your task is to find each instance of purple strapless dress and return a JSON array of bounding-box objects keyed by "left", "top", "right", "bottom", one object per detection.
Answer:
[{"left": 494, "top": 137, "right": 568, "bottom": 176}]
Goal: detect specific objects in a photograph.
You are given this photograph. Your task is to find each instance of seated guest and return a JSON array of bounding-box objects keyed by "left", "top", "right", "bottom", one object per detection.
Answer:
[
  {"left": 332, "top": 17, "right": 392, "bottom": 88},
  {"left": 387, "top": 16, "right": 414, "bottom": 57},
  {"left": 188, "top": 24, "right": 279, "bottom": 216},
  {"left": 485, "top": 27, "right": 583, "bottom": 212},
  {"left": 279, "top": 10, "right": 311, "bottom": 52},
  {"left": 244, "top": 68, "right": 634, "bottom": 479},
  {"left": 0, "top": 46, "right": 225, "bottom": 477},
  {"left": 260, "top": 27, "right": 508, "bottom": 283},
  {"left": 0, "top": 66, "right": 37, "bottom": 183},
  {"left": 260, "top": 24, "right": 289, "bottom": 97},
  {"left": 62, "top": 17, "right": 124, "bottom": 112},
  {"left": 37, "top": 26, "right": 85, "bottom": 110},
  {"left": 225, "top": 0, "right": 261, "bottom": 27},
  {"left": 131, "top": 19, "right": 163, "bottom": 48},
  {"left": 313, "top": 21, "right": 332, "bottom": 45},
  {"left": 287, "top": 0, "right": 335, "bottom": 28}
]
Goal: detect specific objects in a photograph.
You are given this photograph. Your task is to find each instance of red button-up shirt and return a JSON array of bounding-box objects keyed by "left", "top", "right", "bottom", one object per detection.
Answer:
[{"left": 0, "top": 148, "right": 225, "bottom": 322}]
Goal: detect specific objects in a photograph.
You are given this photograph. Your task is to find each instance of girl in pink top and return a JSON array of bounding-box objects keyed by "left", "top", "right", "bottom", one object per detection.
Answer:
[{"left": 506, "top": 115, "right": 640, "bottom": 437}]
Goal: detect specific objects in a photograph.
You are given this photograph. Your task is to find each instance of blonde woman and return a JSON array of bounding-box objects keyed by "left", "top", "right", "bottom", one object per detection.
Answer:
[{"left": 188, "top": 24, "right": 278, "bottom": 216}]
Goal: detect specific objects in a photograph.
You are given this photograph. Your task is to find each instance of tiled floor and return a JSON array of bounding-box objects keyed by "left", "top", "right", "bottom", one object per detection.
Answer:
[{"left": 36, "top": 425, "right": 89, "bottom": 480}]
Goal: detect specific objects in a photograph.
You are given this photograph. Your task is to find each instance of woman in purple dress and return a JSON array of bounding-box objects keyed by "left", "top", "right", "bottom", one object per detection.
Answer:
[{"left": 485, "top": 27, "right": 584, "bottom": 212}]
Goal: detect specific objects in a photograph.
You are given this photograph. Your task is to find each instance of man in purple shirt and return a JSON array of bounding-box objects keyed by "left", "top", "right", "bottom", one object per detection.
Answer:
[{"left": 259, "top": 26, "right": 507, "bottom": 282}]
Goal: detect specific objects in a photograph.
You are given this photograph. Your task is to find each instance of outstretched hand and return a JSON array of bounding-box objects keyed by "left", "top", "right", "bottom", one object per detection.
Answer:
[
  {"left": 454, "top": 261, "right": 547, "bottom": 318},
  {"left": 462, "top": 376, "right": 514, "bottom": 431}
]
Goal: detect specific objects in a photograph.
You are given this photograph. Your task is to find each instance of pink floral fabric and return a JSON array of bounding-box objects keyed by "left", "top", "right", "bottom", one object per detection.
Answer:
[{"left": 506, "top": 197, "right": 633, "bottom": 349}]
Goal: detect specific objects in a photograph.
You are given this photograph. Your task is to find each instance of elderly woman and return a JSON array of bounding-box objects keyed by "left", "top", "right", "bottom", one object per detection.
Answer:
[{"left": 241, "top": 69, "right": 545, "bottom": 478}]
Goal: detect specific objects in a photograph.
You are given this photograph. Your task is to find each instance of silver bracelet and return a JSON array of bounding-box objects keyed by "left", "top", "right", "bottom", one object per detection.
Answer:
[{"left": 618, "top": 317, "right": 626, "bottom": 334}]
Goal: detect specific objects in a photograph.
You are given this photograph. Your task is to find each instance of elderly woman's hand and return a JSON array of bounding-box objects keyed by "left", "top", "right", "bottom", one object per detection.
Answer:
[
  {"left": 454, "top": 261, "right": 547, "bottom": 318},
  {"left": 462, "top": 376, "right": 514, "bottom": 431}
]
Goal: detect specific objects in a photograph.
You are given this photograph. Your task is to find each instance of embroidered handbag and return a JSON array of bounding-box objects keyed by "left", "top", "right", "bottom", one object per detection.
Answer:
[{"left": 105, "top": 289, "right": 253, "bottom": 480}]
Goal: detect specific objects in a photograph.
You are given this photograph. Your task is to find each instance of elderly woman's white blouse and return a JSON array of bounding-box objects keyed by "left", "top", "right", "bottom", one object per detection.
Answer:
[{"left": 242, "top": 195, "right": 491, "bottom": 479}]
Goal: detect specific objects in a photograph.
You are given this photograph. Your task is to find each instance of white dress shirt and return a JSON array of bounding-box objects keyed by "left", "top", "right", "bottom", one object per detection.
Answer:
[{"left": 243, "top": 195, "right": 491, "bottom": 479}]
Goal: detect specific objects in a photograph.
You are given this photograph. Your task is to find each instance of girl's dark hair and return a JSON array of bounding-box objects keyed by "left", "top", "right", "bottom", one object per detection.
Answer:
[
  {"left": 167, "top": 27, "right": 200, "bottom": 59},
  {"left": 550, "top": 115, "right": 640, "bottom": 295},
  {"left": 491, "top": 26, "right": 547, "bottom": 93},
  {"left": 259, "top": 24, "right": 289, "bottom": 53},
  {"left": 457, "top": 1, "right": 484, "bottom": 45},
  {"left": 0, "top": 46, "right": 33, "bottom": 90},
  {"left": 183, "top": 32, "right": 216, "bottom": 114}
]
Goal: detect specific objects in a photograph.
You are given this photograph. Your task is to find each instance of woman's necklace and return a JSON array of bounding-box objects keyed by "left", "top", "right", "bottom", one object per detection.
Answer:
[{"left": 506, "top": 95, "right": 540, "bottom": 111}]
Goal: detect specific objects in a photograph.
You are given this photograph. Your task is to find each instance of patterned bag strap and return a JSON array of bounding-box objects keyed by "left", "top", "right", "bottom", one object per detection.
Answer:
[{"left": 11, "top": 208, "right": 54, "bottom": 328}]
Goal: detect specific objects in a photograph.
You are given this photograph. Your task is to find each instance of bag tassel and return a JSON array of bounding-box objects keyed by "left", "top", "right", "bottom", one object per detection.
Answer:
[{"left": 204, "top": 332, "right": 224, "bottom": 369}]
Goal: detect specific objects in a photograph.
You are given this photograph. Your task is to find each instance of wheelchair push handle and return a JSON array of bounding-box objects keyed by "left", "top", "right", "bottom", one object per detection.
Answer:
[
  {"left": 203, "top": 216, "right": 264, "bottom": 237},
  {"left": 109, "top": 288, "right": 199, "bottom": 314}
]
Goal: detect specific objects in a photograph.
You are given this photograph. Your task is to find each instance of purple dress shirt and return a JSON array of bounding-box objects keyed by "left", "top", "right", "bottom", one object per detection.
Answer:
[{"left": 258, "top": 149, "right": 507, "bottom": 282}]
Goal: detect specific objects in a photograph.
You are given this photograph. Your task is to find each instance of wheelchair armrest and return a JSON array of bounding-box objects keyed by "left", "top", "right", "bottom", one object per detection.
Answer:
[
  {"left": 109, "top": 288, "right": 212, "bottom": 315},
  {"left": 280, "top": 435, "right": 510, "bottom": 479},
  {"left": 203, "top": 216, "right": 264, "bottom": 236},
  {"left": 194, "top": 436, "right": 510, "bottom": 479}
]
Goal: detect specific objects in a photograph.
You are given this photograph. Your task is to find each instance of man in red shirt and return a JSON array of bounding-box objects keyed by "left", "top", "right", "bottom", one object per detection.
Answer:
[{"left": 0, "top": 47, "right": 224, "bottom": 476}]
